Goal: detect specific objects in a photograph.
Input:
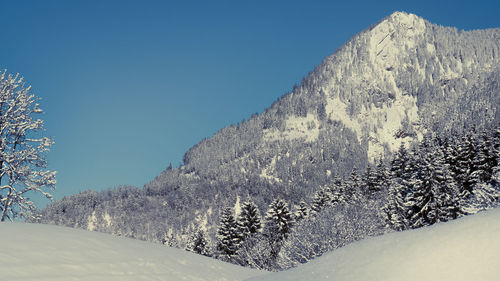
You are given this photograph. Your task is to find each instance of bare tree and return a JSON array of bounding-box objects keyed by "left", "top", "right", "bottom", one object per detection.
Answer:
[{"left": 0, "top": 70, "right": 56, "bottom": 221}]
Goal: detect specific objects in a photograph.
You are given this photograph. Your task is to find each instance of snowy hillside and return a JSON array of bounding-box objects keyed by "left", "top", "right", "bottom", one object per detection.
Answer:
[
  {"left": 37, "top": 11, "right": 500, "bottom": 265},
  {"left": 248, "top": 208, "right": 500, "bottom": 281},
  {"left": 0, "top": 223, "right": 263, "bottom": 281},
  {"left": 5, "top": 208, "right": 499, "bottom": 280}
]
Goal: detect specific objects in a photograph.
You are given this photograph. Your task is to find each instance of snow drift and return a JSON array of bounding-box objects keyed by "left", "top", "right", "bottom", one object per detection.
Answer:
[
  {"left": 0, "top": 223, "right": 263, "bottom": 281},
  {"left": 248, "top": 208, "right": 500, "bottom": 281},
  {"left": 2, "top": 208, "right": 500, "bottom": 280}
]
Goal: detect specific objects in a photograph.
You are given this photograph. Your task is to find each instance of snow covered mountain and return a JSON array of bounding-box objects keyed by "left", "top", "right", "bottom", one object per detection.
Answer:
[
  {"left": 38, "top": 11, "right": 500, "bottom": 252},
  {"left": 150, "top": 10, "right": 500, "bottom": 191},
  {"left": 144, "top": 10, "right": 500, "bottom": 231},
  {"left": 248, "top": 208, "right": 500, "bottom": 281}
]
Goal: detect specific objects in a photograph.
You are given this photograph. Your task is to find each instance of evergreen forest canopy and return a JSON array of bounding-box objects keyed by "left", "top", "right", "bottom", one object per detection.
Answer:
[
  {"left": 37, "top": 125, "right": 500, "bottom": 270},
  {"left": 34, "top": 12, "right": 500, "bottom": 271}
]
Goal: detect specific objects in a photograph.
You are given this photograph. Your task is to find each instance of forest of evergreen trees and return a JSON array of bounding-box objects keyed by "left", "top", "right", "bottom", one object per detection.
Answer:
[
  {"left": 185, "top": 125, "right": 499, "bottom": 271},
  {"left": 35, "top": 123, "right": 499, "bottom": 272}
]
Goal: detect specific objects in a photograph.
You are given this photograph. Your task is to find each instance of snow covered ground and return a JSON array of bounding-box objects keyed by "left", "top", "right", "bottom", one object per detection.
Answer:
[
  {"left": 0, "top": 223, "right": 263, "bottom": 281},
  {"left": 249, "top": 208, "right": 500, "bottom": 281},
  {"left": 2, "top": 208, "right": 499, "bottom": 281}
]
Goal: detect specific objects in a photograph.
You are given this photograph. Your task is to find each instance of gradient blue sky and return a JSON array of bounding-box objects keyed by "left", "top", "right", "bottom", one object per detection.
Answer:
[{"left": 0, "top": 0, "right": 498, "bottom": 206}]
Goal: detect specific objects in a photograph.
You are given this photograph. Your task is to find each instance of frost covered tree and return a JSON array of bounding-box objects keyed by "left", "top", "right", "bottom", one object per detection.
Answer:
[
  {"left": 383, "top": 181, "right": 409, "bottom": 231},
  {"left": 471, "top": 131, "right": 497, "bottom": 185},
  {"left": 280, "top": 202, "right": 385, "bottom": 270},
  {"left": 216, "top": 207, "right": 240, "bottom": 260},
  {"left": 237, "top": 199, "right": 262, "bottom": 240},
  {"left": 0, "top": 70, "right": 56, "bottom": 221},
  {"left": 390, "top": 143, "right": 411, "bottom": 179},
  {"left": 372, "top": 157, "right": 389, "bottom": 195},
  {"left": 186, "top": 229, "right": 210, "bottom": 256},
  {"left": 384, "top": 144, "right": 418, "bottom": 231},
  {"left": 362, "top": 161, "right": 388, "bottom": 200},
  {"left": 263, "top": 199, "right": 295, "bottom": 268},
  {"left": 463, "top": 182, "right": 500, "bottom": 214},
  {"left": 407, "top": 143, "right": 461, "bottom": 228},
  {"left": 310, "top": 188, "right": 330, "bottom": 214},
  {"left": 294, "top": 201, "right": 309, "bottom": 221},
  {"left": 264, "top": 199, "right": 294, "bottom": 242},
  {"left": 344, "top": 168, "right": 362, "bottom": 202},
  {"left": 454, "top": 133, "right": 476, "bottom": 196},
  {"left": 162, "top": 230, "right": 179, "bottom": 248},
  {"left": 363, "top": 165, "right": 379, "bottom": 196},
  {"left": 234, "top": 233, "right": 274, "bottom": 270},
  {"left": 327, "top": 178, "right": 344, "bottom": 205}
]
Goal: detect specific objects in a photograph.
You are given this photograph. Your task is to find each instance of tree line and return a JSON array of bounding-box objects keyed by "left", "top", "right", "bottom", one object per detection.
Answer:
[{"left": 186, "top": 125, "right": 499, "bottom": 271}]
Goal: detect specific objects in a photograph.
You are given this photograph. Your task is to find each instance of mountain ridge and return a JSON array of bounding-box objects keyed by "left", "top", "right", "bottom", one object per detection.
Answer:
[
  {"left": 145, "top": 8, "right": 500, "bottom": 234},
  {"left": 38, "top": 11, "right": 500, "bottom": 253},
  {"left": 173, "top": 10, "right": 499, "bottom": 190}
]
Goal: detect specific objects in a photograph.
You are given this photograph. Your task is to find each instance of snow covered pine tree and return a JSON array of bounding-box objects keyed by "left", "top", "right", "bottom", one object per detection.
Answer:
[
  {"left": 0, "top": 70, "right": 56, "bottom": 221},
  {"left": 216, "top": 207, "right": 240, "bottom": 260},
  {"left": 186, "top": 229, "right": 210, "bottom": 256},
  {"left": 294, "top": 201, "right": 309, "bottom": 221},
  {"left": 264, "top": 199, "right": 295, "bottom": 269},
  {"left": 237, "top": 199, "right": 262, "bottom": 240}
]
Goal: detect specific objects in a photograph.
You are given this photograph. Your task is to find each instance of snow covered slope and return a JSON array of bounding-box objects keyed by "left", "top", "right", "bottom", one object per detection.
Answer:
[
  {"left": 0, "top": 223, "right": 263, "bottom": 281},
  {"left": 4, "top": 209, "right": 500, "bottom": 281},
  {"left": 248, "top": 208, "right": 500, "bottom": 281}
]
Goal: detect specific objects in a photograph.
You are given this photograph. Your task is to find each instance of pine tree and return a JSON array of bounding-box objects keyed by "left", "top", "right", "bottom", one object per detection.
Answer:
[
  {"left": 454, "top": 133, "right": 476, "bottom": 196},
  {"left": 264, "top": 199, "right": 295, "bottom": 268},
  {"left": 441, "top": 136, "right": 458, "bottom": 176},
  {"left": 471, "top": 130, "right": 497, "bottom": 185},
  {"left": 363, "top": 161, "right": 386, "bottom": 198},
  {"left": 435, "top": 152, "right": 462, "bottom": 222},
  {"left": 216, "top": 207, "right": 240, "bottom": 259},
  {"left": 390, "top": 143, "right": 410, "bottom": 179},
  {"left": 493, "top": 125, "right": 500, "bottom": 162},
  {"left": 363, "top": 165, "right": 376, "bottom": 196},
  {"left": 407, "top": 144, "right": 461, "bottom": 228},
  {"left": 237, "top": 199, "right": 262, "bottom": 241},
  {"left": 384, "top": 150, "right": 416, "bottom": 231},
  {"left": 294, "top": 201, "right": 309, "bottom": 221},
  {"left": 383, "top": 181, "right": 409, "bottom": 231},
  {"left": 462, "top": 127, "right": 500, "bottom": 213},
  {"left": 162, "top": 230, "right": 179, "bottom": 248},
  {"left": 374, "top": 157, "right": 389, "bottom": 191},
  {"left": 310, "top": 188, "right": 330, "bottom": 214},
  {"left": 327, "top": 177, "right": 344, "bottom": 205},
  {"left": 264, "top": 199, "right": 295, "bottom": 242},
  {"left": 345, "top": 168, "right": 362, "bottom": 202},
  {"left": 186, "top": 229, "right": 210, "bottom": 256}
]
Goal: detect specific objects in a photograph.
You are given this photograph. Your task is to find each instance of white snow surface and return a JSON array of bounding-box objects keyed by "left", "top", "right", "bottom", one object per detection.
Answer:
[
  {"left": 324, "top": 11, "right": 425, "bottom": 162},
  {"left": 0, "top": 223, "right": 263, "bottom": 281},
  {"left": 263, "top": 113, "right": 320, "bottom": 143},
  {"left": 247, "top": 208, "right": 500, "bottom": 281},
  {"left": 3, "top": 209, "right": 500, "bottom": 281}
]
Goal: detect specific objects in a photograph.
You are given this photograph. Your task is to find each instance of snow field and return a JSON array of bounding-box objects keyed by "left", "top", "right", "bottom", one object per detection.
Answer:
[
  {"left": 2, "top": 208, "right": 500, "bottom": 280},
  {"left": 247, "top": 208, "right": 500, "bottom": 281},
  {"left": 0, "top": 223, "right": 264, "bottom": 281}
]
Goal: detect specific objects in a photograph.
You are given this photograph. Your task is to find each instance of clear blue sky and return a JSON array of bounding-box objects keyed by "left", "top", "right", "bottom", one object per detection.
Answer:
[{"left": 0, "top": 0, "right": 498, "bottom": 205}]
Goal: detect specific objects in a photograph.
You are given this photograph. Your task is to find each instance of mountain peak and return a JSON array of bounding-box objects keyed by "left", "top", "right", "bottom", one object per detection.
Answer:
[
  {"left": 364, "top": 11, "right": 427, "bottom": 74},
  {"left": 373, "top": 11, "right": 427, "bottom": 34},
  {"left": 366, "top": 11, "right": 427, "bottom": 44},
  {"left": 387, "top": 11, "right": 419, "bottom": 23}
]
